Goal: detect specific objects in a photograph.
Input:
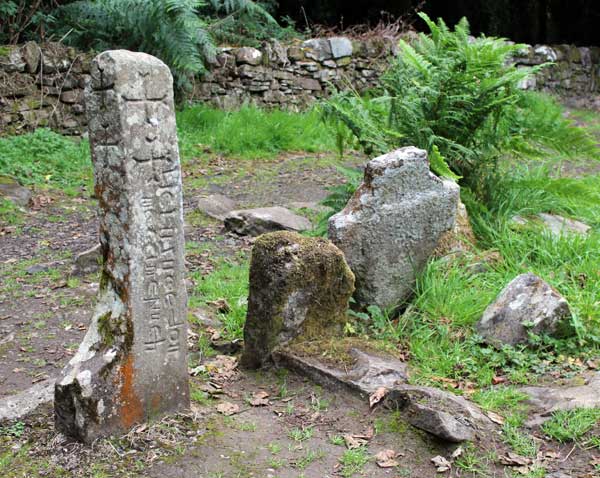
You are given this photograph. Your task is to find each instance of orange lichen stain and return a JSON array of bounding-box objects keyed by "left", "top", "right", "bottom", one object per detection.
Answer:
[{"left": 118, "top": 354, "right": 144, "bottom": 429}]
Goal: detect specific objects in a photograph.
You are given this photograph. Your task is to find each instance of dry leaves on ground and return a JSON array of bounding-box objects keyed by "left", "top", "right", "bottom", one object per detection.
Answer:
[
  {"left": 431, "top": 455, "right": 452, "bottom": 472},
  {"left": 369, "top": 387, "right": 387, "bottom": 408},
  {"left": 216, "top": 401, "right": 240, "bottom": 416},
  {"left": 249, "top": 391, "right": 270, "bottom": 406},
  {"left": 375, "top": 449, "right": 402, "bottom": 468}
]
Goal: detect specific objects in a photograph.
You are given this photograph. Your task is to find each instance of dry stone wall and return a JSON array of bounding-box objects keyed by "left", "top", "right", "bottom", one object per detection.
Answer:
[
  {"left": 0, "top": 42, "right": 93, "bottom": 135},
  {"left": 1, "top": 38, "right": 599, "bottom": 136}
]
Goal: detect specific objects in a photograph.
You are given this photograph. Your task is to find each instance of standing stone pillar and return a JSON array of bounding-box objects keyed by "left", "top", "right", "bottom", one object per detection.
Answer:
[{"left": 55, "top": 50, "right": 189, "bottom": 442}]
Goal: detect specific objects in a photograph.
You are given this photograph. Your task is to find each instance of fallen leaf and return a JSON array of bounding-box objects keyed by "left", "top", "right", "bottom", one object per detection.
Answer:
[
  {"left": 353, "top": 426, "right": 375, "bottom": 440},
  {"left": 492, "top": 375, "right": 507, "bottom": 385},
  {"left": 369, "top": 387, "right": 388, "bottom": 409},
  {"left": 375, "top": 449, "right": 400, "bottom": 468},
  {"left": 216, "top": 402, "right": 239, "bottom": 416},
  {"left": 344, "top": 434, "right": 368, "bottom": 449},
  {"left": 451, "top": 447, "right": 463, "bottom": 459},
  {"left": 486, "top": 410, "right": 505, "bottom": 425},
  {"left": 431, "top": 455, "right": 452, "bottom": 473},
  {"left": 207, "top": 298, "right": 231, "bottom": 314},
  {"left": 249, "top": 391, "right": 270, "bottom": 407},
  {"left": 500, "top": 453, "right": 532, "bottom": 466}
]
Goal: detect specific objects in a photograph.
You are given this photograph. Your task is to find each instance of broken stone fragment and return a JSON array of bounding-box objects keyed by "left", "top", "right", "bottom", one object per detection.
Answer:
[
  {"left": 72, "top": 244, "right": 102, "bottom": 276},
  {"left": 224, "top": 206, "right": 312, "bottom": 236},
  {"left": 476, "top": 273, "right": 572, "bottom": 347},
  {"left": 511, "top": 213, "right": 590, "bottom": 237},
  {"left": 520, "top": 372, "right": 600, "bottom": 427},
  {"left": 328, "top": 147, "right": 459, "bottom": 310},
  {"left": 196, "top": 193, "right": 237, "bottom": 221},
  {"left": 302, "top": 38, "right": 333, "bottom": 62},
  {"left": 434, "top": 198, "right": 475, "bottom": 257},
  {"left": 241, "top": 231, "right": 354, "bottom": 369},
  {"left": 273, "top": 346, "right": 408, "bottom": 395},
  {"left": 384, "top": 386, "right": 494, "bottom": 442}
]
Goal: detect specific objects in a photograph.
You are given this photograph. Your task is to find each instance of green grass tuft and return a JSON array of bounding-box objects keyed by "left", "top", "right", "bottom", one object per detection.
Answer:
[
  {"left": 177, "top": 105, "right": 334, "bottom": 160},
  {"left": 0, "top": 129, "right": 91, "bottom": 193},
  {"left": 542, "top": 408, "right": 600, "bottom": 443}
]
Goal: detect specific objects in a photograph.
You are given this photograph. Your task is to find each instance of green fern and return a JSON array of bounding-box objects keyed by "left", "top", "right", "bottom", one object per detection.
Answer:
[{"left": 322, "top": 13, "right": 597, "bottom": 201}]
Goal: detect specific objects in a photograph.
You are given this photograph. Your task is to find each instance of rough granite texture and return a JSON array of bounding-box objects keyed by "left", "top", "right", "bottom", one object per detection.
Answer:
[
  {"left": 241, "top": 231, "right": 354, "bottom": 369},
  {"left": 54, "top": 50, "right": 189, "bottom": 443},
  {"left": 328, "top": 147, "right": 459, "bottom": 310},
  {"left": 476, "top": 273, "right": 572, "bottom": 346}
]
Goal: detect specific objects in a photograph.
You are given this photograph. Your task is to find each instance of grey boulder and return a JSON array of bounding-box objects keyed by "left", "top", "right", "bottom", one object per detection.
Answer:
[
  {"left": 476, "top": 273, "right": 572, "bottom": 346},
  {"left": 224, "top": 206, "right": 311, "bottom": 236},
  {"left": 328, "top": 147, "right": 459, "bottom": 310},
  {"left": 329, "top": 37, "right": 353, "bottom": 58}
]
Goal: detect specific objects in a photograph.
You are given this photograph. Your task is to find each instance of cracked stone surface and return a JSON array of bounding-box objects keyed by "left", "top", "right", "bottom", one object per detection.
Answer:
[
  {"left": 54, "top": 50, "right": 189, "bottom": 443},
  {"left": 329, "top": 147, "right": 459, "bottom": 310}
]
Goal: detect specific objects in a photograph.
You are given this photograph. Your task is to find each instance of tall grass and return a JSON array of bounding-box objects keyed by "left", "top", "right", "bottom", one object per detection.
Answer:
[{"left": 177, "top": 105, "right": 334, "bottom": 160}]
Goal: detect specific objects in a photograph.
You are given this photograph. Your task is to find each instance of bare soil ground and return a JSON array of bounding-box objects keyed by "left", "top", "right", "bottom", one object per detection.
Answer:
[{"left": 1, "top": 150, "right": 600, "bottom": 477}]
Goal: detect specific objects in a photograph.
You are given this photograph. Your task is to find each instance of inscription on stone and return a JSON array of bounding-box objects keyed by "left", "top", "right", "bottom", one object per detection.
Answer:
[{"left": 54, "top": 50, "right": 189, "bottom": 443}]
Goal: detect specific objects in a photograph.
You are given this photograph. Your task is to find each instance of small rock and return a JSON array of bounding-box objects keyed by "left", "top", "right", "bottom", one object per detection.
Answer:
[
  {"left": 329, "top": 37, "right": 353, "bottom": 58},
  {"left": 435, "top": 198, "right": 475, "bottom": 257},
  {"left": 302, "top": 38, "right": 333, "bottom": 61},
  {"left": 26, "top": 263, "right": 50, "bottom": 275},
  {"left": 72, "top": 244, "right": 102, "bottom": 276},
  {"left": 0, "top": 378, "right": 55, "bottom": 421},
  {"left": 476, "top": 273, "right": 572, "bottom": 346},
  {"left": 0, "top": 175, "right": 31, "bottom": 207},
  {"left": 384, "top": 385, "right": 494, "bottom": 442},
  {"left": 197, "top": 194, "right": 237, "bottom": 220},
  {"left": 235, "top": 47, "right": 263, "bottom": 65},
  {"left": 241, "top": 231, "right": 354, "bottom": 369},
  {"left": 224, "top": 206, "right": 312, "bottom": 236}
]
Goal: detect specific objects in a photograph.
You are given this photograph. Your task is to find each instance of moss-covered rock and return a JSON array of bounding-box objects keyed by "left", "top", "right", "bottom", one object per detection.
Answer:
[{"left": 241, "top": 231, "right": 355, "bottom": 369}]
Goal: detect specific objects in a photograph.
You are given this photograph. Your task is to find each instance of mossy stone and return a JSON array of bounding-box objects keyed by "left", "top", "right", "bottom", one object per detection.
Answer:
[{"left": 241, "top": 231, "right": 354, "bottom": 369}]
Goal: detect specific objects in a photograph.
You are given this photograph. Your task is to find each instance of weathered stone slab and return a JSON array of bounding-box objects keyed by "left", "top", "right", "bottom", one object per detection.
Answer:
[
  {"left": 224, "top": 206, "right": 312, "bottom": 236},
  {"left": 274, "top": 346, "right": 493, "bottom": 442},
  {"left": 328, "top": 147, "right": 459, "bottom": 310},
  {"left": 54, "top": 50, "right": 189, "bottom": 443},
  {"left": 520, "top": 372, "right": 600, "bottom": 427},
  {"left": 0, "top": 378, "right": 54, "bottom": 421},
  {"left": 329, "top": 37, "right": 353, "bottom": 58},
  {"left": 384, "top": 386, "right": 494, "bottom": 442},
  {"left": 241, "top": 231, "right": 354, "bottom": 368},
  {"left": 538, "top": 213, "right": 591, "bottom": 237},
  {"left": 476, "top": 273, "right": 572, "bottom": 347},
  {"left": 197, "top": 193, "right": 237, "bottom": 220}
]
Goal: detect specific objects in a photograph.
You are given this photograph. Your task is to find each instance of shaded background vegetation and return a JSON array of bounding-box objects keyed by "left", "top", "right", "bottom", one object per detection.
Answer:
[{"left": 277, "top": 0, "right": 600, "bottom": 45}]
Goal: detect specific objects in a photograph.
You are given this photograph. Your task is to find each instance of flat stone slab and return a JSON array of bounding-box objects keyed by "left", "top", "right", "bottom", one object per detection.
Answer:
[
  {"left": 224, "top": 206, "right": 312, "bottom": 236},
  {"left": 512, "top": 213, "right": 590, "bottom": 237},
  {"left": 197, "top": 194, "right": 237, "bottom": 220},
  {"left": 0, "top": 379, "right": 54, "bottom": 421},
  {"left": 520, "top": 372, "right": 600, "bottom": 427},
  {"left": 274, "top": 347, "right": 493, "bottom": 442},
  {"left": 274, "top": 347, "right": 409, "bottom": 395}
]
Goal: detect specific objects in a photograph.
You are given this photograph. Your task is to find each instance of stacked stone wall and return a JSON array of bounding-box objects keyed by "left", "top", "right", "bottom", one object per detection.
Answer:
[{"left": 1, "top": 38, "right": 599, "bottom": 136}]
